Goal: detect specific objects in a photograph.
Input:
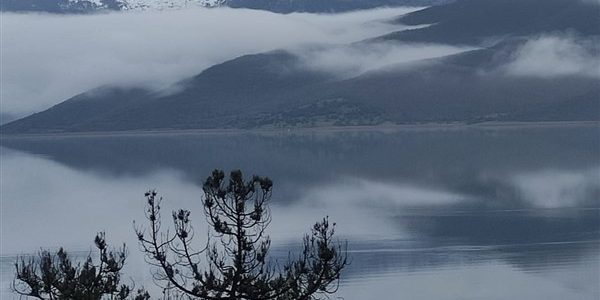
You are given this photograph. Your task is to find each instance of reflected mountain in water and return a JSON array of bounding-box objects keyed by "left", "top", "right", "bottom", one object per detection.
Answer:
[
  {"left": 1, "top": 125, "right": 599, "bottom": 299},
  {"left": 2, "top": 125, "right": 598, "bottom": 207}
]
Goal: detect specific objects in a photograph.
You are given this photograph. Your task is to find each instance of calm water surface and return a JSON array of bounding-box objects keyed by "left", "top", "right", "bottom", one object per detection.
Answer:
[{"left": 1, "top": 125, "right": 599, "bottom": 299}]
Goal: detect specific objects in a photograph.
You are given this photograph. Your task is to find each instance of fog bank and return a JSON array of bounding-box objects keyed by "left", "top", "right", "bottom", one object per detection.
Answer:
[
  {"left": 1, "top": 7, "right": 420, "bottom": 116},
  {"left": 503, "top": 35, "right": 600, "bottom": 78}
]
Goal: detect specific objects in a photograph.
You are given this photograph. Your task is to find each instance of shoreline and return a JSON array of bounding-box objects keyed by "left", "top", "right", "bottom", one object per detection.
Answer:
[{"left": 1, "top": 121, "right": 598, "bottom": 139}]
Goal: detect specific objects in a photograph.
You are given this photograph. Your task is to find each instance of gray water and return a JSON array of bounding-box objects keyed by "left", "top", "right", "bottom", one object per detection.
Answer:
[{"left": 1, "top": 125, "right": 599, "bottom": 299}]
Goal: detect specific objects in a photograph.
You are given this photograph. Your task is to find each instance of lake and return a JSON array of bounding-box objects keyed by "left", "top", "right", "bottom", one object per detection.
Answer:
[{"left": 1, "top": 124, "right": 599, "bottom": 299}]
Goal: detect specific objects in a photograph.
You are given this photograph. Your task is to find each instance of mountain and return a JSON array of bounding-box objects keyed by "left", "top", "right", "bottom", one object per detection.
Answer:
[
  {"left": 3, "top": 41, "right": 598, "bottom": 134},
  {"left": 123, "top": 0, "right": 223, "bottom": 10},
  {"left": 0, "top": 52, "right": 332, "bottom": 132},
  {"left": 2, "top": 0, "right": 598, "bottom": 134},
  {"left": 0, "top": 0, "right": 451, "bottom": 13},
  {"left": 0, "top": 0, "right": 225, "bottom": 13},
  {"left": 0, "top": 113, "right": 19, "bottom": 125},
  {"left": 384, "top": 0, "right": 600, "bottom": 45},
  {"left": 1, "top": 0, "right": 125, "bottom": 13},
  {"left": 225, "top": 0, "right": 452, "bottom": 13}
]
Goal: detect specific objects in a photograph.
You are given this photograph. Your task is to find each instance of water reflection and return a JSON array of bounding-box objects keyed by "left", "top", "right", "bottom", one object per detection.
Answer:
[
  {"left": 1, "top": 125, "right": 599, "bottom": 299},
  {"left": 2, "top": 126, "right": 598, "bottom": 207}
]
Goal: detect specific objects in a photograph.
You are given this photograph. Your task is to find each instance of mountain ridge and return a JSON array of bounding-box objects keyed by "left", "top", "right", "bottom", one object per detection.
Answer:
[
  {"left": 0, "top": 0, "right": 452, "bottom": 13},
  {"left": 2, "top": 0, "right": 598, "bottom": 134},
  {"left": 384, "top": 0, "right": 600, "bottom": 45}
]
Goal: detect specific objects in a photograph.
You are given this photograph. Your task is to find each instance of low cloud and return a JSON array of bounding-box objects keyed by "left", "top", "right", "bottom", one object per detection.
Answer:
[
  {"left": 0, "top": 150, "right": 199, "bottom": 254},
  {"left": 1, "top": 7, "right": 420, "bottom": 117},
  {"left": 1, "top": 153, "right": 435, "bottom": 254},
  {"left": 503, "top": 34, "right": 600, "bottom": 78},
  {"left": 270, "top": 178, "right": 465, "bottom": 240},
  {"left": 301, "top": 178, "right": 463, "bottom": 207},
  {"left": 510, "top": 167, "right": 600, "bottom": 208},
  {"left": 293, "top": 42, "right": 474, "bottom": 78},
  {"left": 0, "top": 148, "right": 468, "bottom": 257}
]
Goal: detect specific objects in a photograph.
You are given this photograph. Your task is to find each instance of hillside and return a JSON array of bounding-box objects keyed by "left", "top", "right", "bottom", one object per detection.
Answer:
[
  {"left": 2, "top": 0, "right": 598, "bottom": 134},
  {"left": 384, "top": 0, "right": 600, "bottom": 45},
  {"left": 0, "top": 0, "right": 451, "bottom": 13}
]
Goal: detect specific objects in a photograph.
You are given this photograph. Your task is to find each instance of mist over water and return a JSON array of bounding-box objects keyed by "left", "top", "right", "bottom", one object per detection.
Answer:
[{"left": 1, "top": 125, "right": 599, "bottom": 299}]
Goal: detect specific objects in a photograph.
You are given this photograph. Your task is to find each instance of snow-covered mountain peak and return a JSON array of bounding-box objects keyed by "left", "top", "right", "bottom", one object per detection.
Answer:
[
  {"left": 121, "top": 0, "right": 224, "bottom": 11},
  {"left": 68, "top": 0, "right": 104, "bottom": 6},
  {"left": 61, "top": 0, "right": 225, "bottom": 12}
]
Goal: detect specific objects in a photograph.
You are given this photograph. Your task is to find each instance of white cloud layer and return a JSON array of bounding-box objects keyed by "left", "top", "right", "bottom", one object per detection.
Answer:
[
  {"left": 270, "top": 178, "right": 465, "bottom": 240},
  {"left": 293, "top": 42, "right": 474, "bottom": 78},
  {"left": 0, "top": 153, "right": 428, "bottom": 254},
  {"left": 511, "top": 167, "right": 600, "bottom": 208},
  {"left": 503, "top": 35, "right": 600, "bottom": 78},
  {"left": 1, "top": 7, "right": 420, "bottom": 116}
]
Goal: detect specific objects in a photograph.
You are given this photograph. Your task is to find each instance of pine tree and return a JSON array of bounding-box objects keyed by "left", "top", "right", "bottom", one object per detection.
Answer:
[
  {"left": 135, "top": 169, "right": 347, "bottom": 300},
  {"left": 13, "top": 233, "right": 150, "bottom": 300}
]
